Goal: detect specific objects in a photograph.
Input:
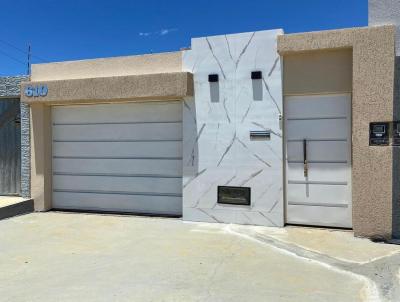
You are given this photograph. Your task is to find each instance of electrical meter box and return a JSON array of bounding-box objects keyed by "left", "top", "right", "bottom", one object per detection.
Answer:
[
  {"left": 369, "top": 122, "right": 390, "bottom": 146},
  {"left": 392, "top": 121, "right": 400, "bottom": 146}
]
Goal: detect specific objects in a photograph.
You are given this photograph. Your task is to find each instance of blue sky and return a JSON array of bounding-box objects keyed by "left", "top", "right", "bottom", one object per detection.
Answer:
[{"left": 0, "top": 0, "right": 367, "bottom": 76}]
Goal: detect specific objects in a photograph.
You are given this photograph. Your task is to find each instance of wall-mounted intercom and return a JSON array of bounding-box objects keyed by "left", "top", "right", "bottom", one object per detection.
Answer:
[{"left": 369, "top": 122, "right": 390, "bottom": 146}]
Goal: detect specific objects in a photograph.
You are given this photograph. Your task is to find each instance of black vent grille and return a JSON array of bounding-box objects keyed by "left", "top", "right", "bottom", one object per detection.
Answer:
[{"left": 218, "top": 186, "right": 251, "bottom": 206}]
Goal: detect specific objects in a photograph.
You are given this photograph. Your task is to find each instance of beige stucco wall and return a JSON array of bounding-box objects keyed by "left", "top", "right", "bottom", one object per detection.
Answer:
[
  {"left": 31, "top": 51, "right": 182, "bottom": 81},
  {"left": 279, "top": 25, "right": 396, "bottom": 238},
  {"left": 30, "top": 104, "right": 52, "bottom": 211},
  {"left": 283, "top": 49, "right": 352, "bottom": 95},
  {"left": 21, "top": 72, "right": 193, "bottom": 105}
]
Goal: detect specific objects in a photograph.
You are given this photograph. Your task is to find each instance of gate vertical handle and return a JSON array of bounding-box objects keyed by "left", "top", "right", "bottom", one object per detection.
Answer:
[{"left": 303, "top": 139, "right": 308, "bottom": 178}]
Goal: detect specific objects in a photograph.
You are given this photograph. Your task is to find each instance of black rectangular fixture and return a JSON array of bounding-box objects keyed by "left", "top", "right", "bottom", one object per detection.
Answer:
[
  {"left": 251, "top": 71, "right": 263, "bottom": 80},
  {"left": 250, "top": 130, "right": 271, "bottom": 141},
  {"left": 369, "top": 122, "right": 390, "bottom": 146},
  {"left": 393, "top": 121, "right": 400, "bottom": 146},
  {"left": 218, "top": 186, "right": 251, "bottom": 206},
  {"left": 208, "top": 74, "right": 219, "bottom": 82}
]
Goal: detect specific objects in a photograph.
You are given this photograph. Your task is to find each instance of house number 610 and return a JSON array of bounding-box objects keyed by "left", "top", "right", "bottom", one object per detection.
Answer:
[{"left": 24, "top": 85, "right": 48, "bottom": 97}]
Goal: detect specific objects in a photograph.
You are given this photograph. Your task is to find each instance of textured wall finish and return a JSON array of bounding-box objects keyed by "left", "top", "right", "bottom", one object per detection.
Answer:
[
  {"left": 21, "top": 73, "right": 193, "bottom": 105},
  {"left": 369, "top": 0, "right": 400, "bottom": 238},
  {"left": 30, "top": 104, "right": 52, "bottom": 211},
  {"left": 20, "top": 102, "right": 30, "bottom": 198},
  {"left": 31, "top": 52, "right": 182, "bottom": 81},
  {"left": 0, "top": 76, "right": 27, "bottom": 97},
  {"left": 279, "top": 26, "right": 397, "bottom": 238},
  {"left": 369, "top": 0, "right": 400, "bottom": 54},
  {"left": 182, "top": 30, "right": 284, "bottom": 226}
]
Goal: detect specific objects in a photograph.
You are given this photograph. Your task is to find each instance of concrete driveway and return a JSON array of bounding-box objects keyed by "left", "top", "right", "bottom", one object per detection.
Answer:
[{"left": 0, "top": 212, "right": 399, "bottom": 302}]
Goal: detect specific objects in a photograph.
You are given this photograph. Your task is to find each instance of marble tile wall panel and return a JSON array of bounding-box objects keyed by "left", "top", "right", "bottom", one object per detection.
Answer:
[{"left": 182, "top": 29, "right": 284, "bottom": 226}]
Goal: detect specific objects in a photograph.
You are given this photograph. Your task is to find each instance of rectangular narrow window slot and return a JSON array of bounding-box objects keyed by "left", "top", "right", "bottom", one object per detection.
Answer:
[
  {"left": 218, "top": 186, "right": 251, "bottom": 205},
  {"left": 251, "top": 71, "right": 263, "bottom": 79},
  {"left": 208, "top": 74, "right": 219, "bottom": 82}
]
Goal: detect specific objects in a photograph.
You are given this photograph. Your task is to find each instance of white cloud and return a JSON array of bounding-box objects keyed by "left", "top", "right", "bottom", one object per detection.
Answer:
[
  {"left": 160, "top": 28, "right": 177, "bottom": 35},
  {"left": 138, "top": 28, "right": 177, "bottom": 37}
]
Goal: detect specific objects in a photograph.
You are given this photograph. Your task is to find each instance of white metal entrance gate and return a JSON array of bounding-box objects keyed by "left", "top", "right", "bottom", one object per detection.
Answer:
[{"left": 285, "top": 94, "right": 352, "bottom": 228}]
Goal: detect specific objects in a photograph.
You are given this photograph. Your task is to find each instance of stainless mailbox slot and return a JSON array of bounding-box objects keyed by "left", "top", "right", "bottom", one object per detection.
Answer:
[{"left": 250, "top": 130, "right": 271, "bottom": 141}]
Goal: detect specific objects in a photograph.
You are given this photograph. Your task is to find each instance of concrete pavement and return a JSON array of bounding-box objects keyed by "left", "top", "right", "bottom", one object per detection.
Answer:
[{"left": 0, "top": 212, "right": 399, "bottom": 302}]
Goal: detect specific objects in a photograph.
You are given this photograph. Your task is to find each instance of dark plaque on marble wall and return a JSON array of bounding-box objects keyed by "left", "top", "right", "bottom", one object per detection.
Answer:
[
  {"left": 392, "top": 122, "right": 400, "bottom": 146},
  {"left": 218, "top": 186, "right": 251, "bottom": 206},
  {"left": 369, "top": 122, "right": 390, "bottom": 146}
]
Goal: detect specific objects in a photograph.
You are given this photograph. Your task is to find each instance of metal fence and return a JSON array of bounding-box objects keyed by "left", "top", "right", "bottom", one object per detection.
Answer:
[{"left": 0, "top": 98, "right": 21, "bottom": 195}]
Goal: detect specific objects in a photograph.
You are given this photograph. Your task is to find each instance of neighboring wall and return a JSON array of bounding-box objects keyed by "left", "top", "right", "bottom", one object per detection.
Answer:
[
  {"left": 182, "top": 30, "right": 284, "bottom": 226},
  {"left": 0, "top": 76, "right": 30, "bottom": 198},
  {"left": 279, "top": 25, "right": 397, "bottom": 238},
  {"left": 369, "top": 0, "right": 400, "bottom": 238},
  {"left": 369, "top": 0, "right": 400, "bottom": 54},
  {"left": 0, "top": 76, "right": 27, "bottom": 96}
]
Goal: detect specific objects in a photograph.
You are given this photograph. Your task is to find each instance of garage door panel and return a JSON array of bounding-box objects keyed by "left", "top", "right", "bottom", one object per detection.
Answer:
[
  {"left": 53, "top": 175, "right": 182, "bottom": 195},
  {"left": 52, "top": 102, "right": 182, "bottom": 124},
  {"left": 52, "top": 102, "right": 183, "bottom": 215},
  {"left": 53, "top": 141, "right": 182, "bottom": 158},
  {"left": 53, "top": 158, "right": 182, "bottom": 176},
  {"left": 52, "top": 123, "right": 182, "bottom": 141},
  {"left": 53, "top": 192, "right": 182, "bottom": 215}
]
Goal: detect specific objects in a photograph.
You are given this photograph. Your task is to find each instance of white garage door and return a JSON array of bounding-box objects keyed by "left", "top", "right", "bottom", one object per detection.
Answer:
[
  {"left": 285, "top": 94, "right": 352, "bottom": 228},
  {"left": 52, "top": 101, "right": 183, "bottom": 216}
]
